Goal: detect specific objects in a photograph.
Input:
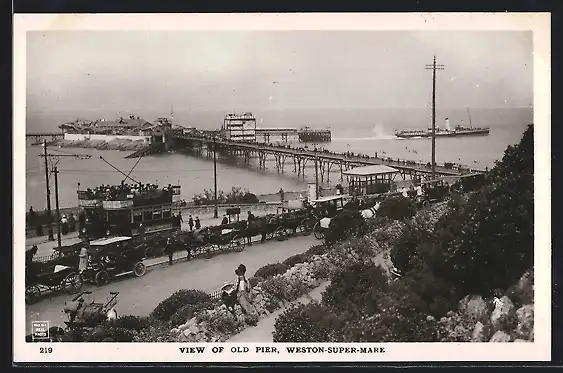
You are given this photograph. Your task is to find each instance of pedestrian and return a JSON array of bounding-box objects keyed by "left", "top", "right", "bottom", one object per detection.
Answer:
[
  {"left": 188, "top": 215, "right": 194, "bottom": 231},
  {"left": 28, "top": 207, "right": 36, "bottom": 227},
  {"left": 194, "top": 216, "right": 201, "bottom": 230},
  {"left": 279, "top": 188, "right": 285, "bottom": 202},
  {"left": 178, "top": 211, "right": 183, "bottom": 222},
  {"left": 246, "top": 211, "right": 255, "bottom": 245},
  {"left": 234, "top": 264, "right": 258, "bottom": 325},
  {"left": 78, "top": 245, "right": 89, "bottom": 274},
  {"left": 221, "top": 215, "right": 229, "bottom": 225},
  {"left": 35, "top": 223, "right": 43, "bottom": 237},
  {"left": 166, "top": 236, "right": 174, "bottom": 265},
  {"left": 61, "top": 215, "right": 69, "bottom": 235},
  {"left": 68, "top": 213, "right": 76, "bottom": 232}
]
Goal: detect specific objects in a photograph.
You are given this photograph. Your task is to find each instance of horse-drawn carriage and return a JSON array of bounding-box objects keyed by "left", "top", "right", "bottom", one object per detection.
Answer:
[
  {"left": 81, "top": 236, "right": 147, "bottom": 286},
  {"left": 25, "top": 247, "right": 83, "bottom": 304},
  {"left": 416, "top": 179, "right": 451, "bottom": 207},
  {"left": 309, "top": 194, "right": 381, "bottom": 245}
]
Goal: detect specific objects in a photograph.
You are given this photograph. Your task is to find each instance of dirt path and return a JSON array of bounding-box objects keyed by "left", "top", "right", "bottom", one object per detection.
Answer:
[
  {"left": 227, "top": 281, "right": 331, "bottom": 343},
  {"left": 226, "top": 247, "right": 392, "bottom": 342}
]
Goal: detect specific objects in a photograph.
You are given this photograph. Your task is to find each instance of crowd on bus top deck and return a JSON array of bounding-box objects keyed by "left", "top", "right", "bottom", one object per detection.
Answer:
[{"left": 82, "top": 182, "right": 176, "bottom": 200}]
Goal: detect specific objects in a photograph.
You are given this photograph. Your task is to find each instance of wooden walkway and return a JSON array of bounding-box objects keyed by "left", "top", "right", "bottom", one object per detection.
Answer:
[{"left": 172, "top": 134, "right": 484, "bottom": 178}]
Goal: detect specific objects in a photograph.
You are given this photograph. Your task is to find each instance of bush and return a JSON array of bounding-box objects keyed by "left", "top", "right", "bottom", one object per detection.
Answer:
[
  {"left": 339, "top": 310, "right": 441, "bottom": 342},
  {"left": 133, "top": 320, "right": 176, "bottom": 342},
  {"left": 311, "top": 262, "right": 331, "bottom": 280},
  {"left": 200, "top": 309, "right": 244, "bottom": 335},
  {"left": 105, "top": 316, "right": 150, "bottom": 331},
  {"left": 169, "top": 301, "right": 216, "bottom": 327},
  {"left": 253, "top": 262, "right": 289, "bottom": 280},
  {"left": 377, "top": 195, "right": 416, "bottom": 221},
  {"left": 261, "top": 276, "right": 290, "bottom": 303},
  {"left": 283, "top": 253, "right": 309, "bottom": 268},
  {"left": 150, "top": 289, "right": 213, "bottom": 322},
  {"left": 321, "top": 262, "right": 388, "bottom": 315},
  {"left": 305, "top": 244, "right": 329, "bottom": 257},
  {"left": 326, "top": 210, "right": 367, "bottom": 245},
  {"left": 272, "top": 302, "right": 341, "bottom": 342},
  {"left": 83, "top": 325, "right": 136, "bottom": 342}
]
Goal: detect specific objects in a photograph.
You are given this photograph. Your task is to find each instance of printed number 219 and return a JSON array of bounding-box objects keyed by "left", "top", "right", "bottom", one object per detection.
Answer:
[{"left": 40, "top": 347, "right": 53, "bottom": 353}]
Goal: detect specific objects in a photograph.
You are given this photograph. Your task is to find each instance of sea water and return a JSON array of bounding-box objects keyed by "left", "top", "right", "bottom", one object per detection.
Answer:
[{"left": 24, "top": 107, "right": 532, "bottom": 210}]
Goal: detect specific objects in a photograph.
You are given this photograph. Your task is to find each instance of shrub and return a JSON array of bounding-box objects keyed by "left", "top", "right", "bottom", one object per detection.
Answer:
[
  {"left": 311, "top": 262, "right": 331, "bottom": 280},
  {"left": 377, "top": 195, "right": 416, "bottom": 221},
  {"left": 248, "top": 276, "right": 260, "bottom": 288},
  {"left": 150, "top": 289, "right": 213, "bottom": 322},
  {"left": 169, "top": 301, "right": 216, "bottom": 327},
  {"left": 305, "top": 244, "right": 329, "bottom": 257},
  {"left": 339, "top": 310, "right": 441, "bottom": 342},
  {"left": 326, "top": 210, "right": 367, "bottom": 244},
  {"left": 105, "top": 316, "right": 150, "bottom": 331},
  {"left": 321, "top": 262, "right": 388, "bottom": 315},
  {"left": 200, "top": 309, "right": 245, "bottom": 335},
  {"left": 83, "top": 325, "right": 136, "bottom": 342},
  {"left": 283, "top": 253, "right": 308, "bottom": 268},
  {"left": 133, "top": 320, "right": 176, "bottom": 342},
  {"left": 390, "top": 220, "right": 434, "bottom": 273},
  {"left": 261, "top": 276, "right": 290, "bottom": 303},
  {"left": 253, "top": 262, "right": 289, "bottom": 280},
  {"left": 272, "top": 302, "right": 341, "bottom": 342},
  {"left": 390, "top": 265, "right": 458, "bottom": 318}
]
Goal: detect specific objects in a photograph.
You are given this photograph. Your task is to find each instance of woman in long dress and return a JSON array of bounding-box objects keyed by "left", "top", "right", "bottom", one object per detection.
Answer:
[{"left": 235, "top": 264, "right": 258, "bottom": 325}]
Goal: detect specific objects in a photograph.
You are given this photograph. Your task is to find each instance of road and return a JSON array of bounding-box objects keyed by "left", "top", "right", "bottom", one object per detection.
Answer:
[{"left": 25, "top": 235, "right": 318, "bottom": 334}]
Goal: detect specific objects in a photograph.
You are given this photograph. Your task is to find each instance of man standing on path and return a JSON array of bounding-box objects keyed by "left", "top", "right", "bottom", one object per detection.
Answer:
[
  {"left": 178, "top": 211, "right": 183, "bottom": 223},
  {"left": 194, "top": 217, "right": 201, "bottom": 230},
  {"left": 188, "top": 215, "right": 194, "bottom": 231},
  {"left": 166, "top": 236, "right": 174, "bottom": 265},
  {"left": 279, "top": 188, "right": 285, "bottom": 202}
]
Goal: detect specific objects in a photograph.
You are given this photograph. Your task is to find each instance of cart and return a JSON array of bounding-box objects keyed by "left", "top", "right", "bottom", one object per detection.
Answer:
[
  {"left": 81, "top": 236, "right": 147, "bottom": 286},
  {"left": 271, "top": 203, "right": 313, "bottom": 240},
  {"left": 417, "top": 179, "right": 451, "bottom": 207},
  {"left": 309, "top": 195, "right": 347, "bottom": 240},
  {"left": 207, "top": 227, "right": 246, "bottom": 252},
  {"left": 26, "top": 248, "right": 83, "bottom": 304}
]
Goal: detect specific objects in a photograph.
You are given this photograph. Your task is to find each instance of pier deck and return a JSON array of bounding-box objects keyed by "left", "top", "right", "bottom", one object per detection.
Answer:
[{"left": 171, "top": 133, "right": 484, "bottom": 182}]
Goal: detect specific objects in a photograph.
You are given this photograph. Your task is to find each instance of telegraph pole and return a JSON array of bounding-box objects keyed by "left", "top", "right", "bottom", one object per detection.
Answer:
[
  {"left": 39, "top": 146, "right": 91, "bottom": 241},
  {"left": 425, "top": 55, "right": 444, "bottom": 180},
  {"left": 53, "top": 167, "right": 62, "bottom": 248},
  {"left": 314, "top": 156, "right": 320, "bottom": 199},
  {"left": 43, "top": 140, "right": 54, "bottom": 241},
  {"left": 213, "top": 136, "right": 218, "bottom": 218}
]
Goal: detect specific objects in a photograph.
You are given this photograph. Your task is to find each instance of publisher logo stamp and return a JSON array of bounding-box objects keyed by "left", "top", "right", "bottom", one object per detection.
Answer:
[{"left": 31, "top": 321, "right": 50, "bottom": 341}]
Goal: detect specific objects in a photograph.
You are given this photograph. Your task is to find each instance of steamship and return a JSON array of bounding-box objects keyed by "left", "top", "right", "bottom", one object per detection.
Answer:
[{"left": 394, "top": 115, "right": 490, "bottom": 139}]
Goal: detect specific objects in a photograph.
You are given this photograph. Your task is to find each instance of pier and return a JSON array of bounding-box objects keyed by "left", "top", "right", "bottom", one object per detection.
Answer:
[
  {"left": 26, "top": 133, "right": 64, "bottom": 143},
  {"left": 169, "top": 133, "right": 484, "bottom": 183}
]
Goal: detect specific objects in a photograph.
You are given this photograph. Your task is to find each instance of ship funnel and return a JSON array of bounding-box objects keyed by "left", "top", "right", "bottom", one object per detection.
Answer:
[{"left": 444, "top": 117, "right": 451, "bottom": 131}]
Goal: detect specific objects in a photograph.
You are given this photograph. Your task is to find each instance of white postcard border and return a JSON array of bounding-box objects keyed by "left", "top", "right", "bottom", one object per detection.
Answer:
[{"left": 13, "top": 12, "right": 551, "bottom": 363}]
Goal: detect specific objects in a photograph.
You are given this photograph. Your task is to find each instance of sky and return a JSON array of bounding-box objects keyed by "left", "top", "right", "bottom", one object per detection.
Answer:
[{"left": 26, "top": 31, "right": 533, "bottom": 115}]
